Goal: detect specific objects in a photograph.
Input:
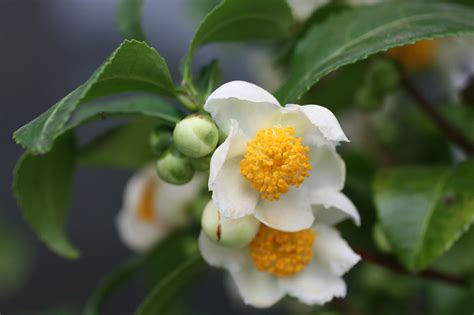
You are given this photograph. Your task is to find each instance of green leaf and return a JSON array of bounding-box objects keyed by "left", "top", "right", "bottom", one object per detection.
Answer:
[
  {"left": 183, "top": 0, "right": 292, "bottom": 80},
  {"left": 13, "top": 133, "right": 78, "bottom": 259},
  {"left": 14, "top": 40, "right": 175, "bottom": 154},
  {"left": 374, "top": 160, "right": 474, "bottom": 271},
  {"left": 118, "top": 0, "right": 146, "bottom": 41},
  {"left": 442, "top": 105, "right": 474, "bottom": 143},
  {"left": 68, "top": 95, "right": 181, "bottom": 128},
  {"left": 79, "top": 118, "right": 158, "bottom": 169},
  {"left": 135, "top": 253, "right": 204, "bottom": 315},
  {"left": 277, "top": 2, "right": 474, "bottom": 103},
  {"left": 196, "top": 59, "right": 221, "bottom": 98},
  {"left": 83, "top": 232, "right": 198, "bottom": 315}
]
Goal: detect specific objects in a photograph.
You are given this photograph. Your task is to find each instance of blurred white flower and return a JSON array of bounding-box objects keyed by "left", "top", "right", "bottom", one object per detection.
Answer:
[
  {"left": 386, "top": 36, "right": 473, "bottom": 100},
  {"left": 436, "top": 35, "right": 474, "bottom": 99},
  {"left": 287, "top": 0, "right": 329, "bottom": 20},
  {"left": 199, "top": 222, "right": 360, "bottom": 308},
  {"left": 287, "top": 0, "right": 382, "bottom": 21},
  {"left": 116, "top": 166, "right": 204, "bottom": 252},
  {"left": 204, "top": 81, "right": 360, "bottom": 232}
]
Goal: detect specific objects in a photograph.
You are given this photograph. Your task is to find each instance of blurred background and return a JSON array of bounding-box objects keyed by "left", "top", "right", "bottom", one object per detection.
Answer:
[
  {"left": 1, "top": 1, "right": 474, "bottom": 315},
  {"left": 0, "top": 0, "right": 265, "bottom": 314}
]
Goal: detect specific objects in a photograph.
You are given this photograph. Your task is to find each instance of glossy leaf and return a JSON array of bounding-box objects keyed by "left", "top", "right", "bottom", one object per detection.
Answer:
[
  {"left": 118, "top": 0, "right": 146, "bottom": 41},
  {"left": 79, "top": 118, "right": 158, "bottom": 169},
  {"left": 374, "top": 160, "right": 474, "bottom": 271},
  {"left": 183, "top": 0, "right": 292, "bottom": 79},
  {"left": 13, "top": 133, "right": 78, "bottom": 259},
  {"left": 68, "top": 95, "right": 181, "bottom": 127},
  {"left": 14, "top": 40, "right": 175, "bottom": 154},
  {"left": 277, "top": 2, "right": 474, "bottom": 103}
]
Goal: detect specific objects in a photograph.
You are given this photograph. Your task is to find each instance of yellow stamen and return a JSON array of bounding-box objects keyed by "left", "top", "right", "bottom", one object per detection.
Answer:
[
  {"left": 136, "top": 179, "right": 157, "bottom": 222},
  {"left": 386, "top": 39, "right": 441, "bottom": 72},
  {"left": 249, "top": 225, "right": 315, "bottom": 277},
  {"left": 240, "top": 127, "right": 311, "bottom": 200}
]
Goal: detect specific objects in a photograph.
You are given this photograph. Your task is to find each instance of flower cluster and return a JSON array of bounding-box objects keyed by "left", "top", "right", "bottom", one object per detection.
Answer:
[{"left": 118, "top": 81, "right": 361, "bottom": 308}]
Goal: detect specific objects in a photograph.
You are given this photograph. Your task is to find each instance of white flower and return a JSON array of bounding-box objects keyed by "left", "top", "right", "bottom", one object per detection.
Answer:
[
  {"left": 204, "top": 81, "right": 360, "bottom": 232},
  {"left": 436, "top": 35, "right": 474, "bottom": 99},
  {"left": 287, "top": 0, "right": 329, "bottom": 21},
  {"left": 199, "top": 222, "right": 360, "bottom": 308},
  {"left": 116, "top": 165, "right": 204, "bottom": 252}
]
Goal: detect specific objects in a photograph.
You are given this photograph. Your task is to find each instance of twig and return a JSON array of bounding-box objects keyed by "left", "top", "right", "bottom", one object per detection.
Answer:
[
  {"left": 355, "top": 248, "right": 467, "bottom": 287},
  {"left": 401, "top": 74, "right": 474, "bottom": 156}
]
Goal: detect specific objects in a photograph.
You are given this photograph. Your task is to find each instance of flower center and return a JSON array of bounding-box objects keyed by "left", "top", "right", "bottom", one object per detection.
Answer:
[
  {"left": 386, "top": 39, "right": 440, "bottom": 72},
  {"left": 136, "top": 179, "right": 157, "bottom": 222},
  {"left": 249, "top": 225, "right": 315, "bottom": 277},
  {"left": 240, "top": 127, "right": 311, "bottom": 200}
]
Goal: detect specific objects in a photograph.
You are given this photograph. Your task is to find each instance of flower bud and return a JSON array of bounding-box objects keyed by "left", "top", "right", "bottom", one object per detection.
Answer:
[
  {"left": 367, "top": 59, "right": 400, "bottom": 94},
  {"left": 149, "top": 127, "right": 172, "bottom": 156},
  {"left": 156, "top": 149, "right": 195, "bottom": 185},
  {"left": 201, "top": 201, "right": 260, "bottom": 248},
  {"left": 191, "top": 154, "right": 212, "bottom": 171},
  {"left": 173, "top": 115, "right": 219, "bottom": 158}
]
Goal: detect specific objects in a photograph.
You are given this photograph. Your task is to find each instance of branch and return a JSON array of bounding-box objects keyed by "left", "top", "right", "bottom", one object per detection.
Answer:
[
  {"left": 401, "top": 74, "right": 474, "bottom": 156},
  {"left": 355, "top": 248, "right": 467, "bottom": 287}
]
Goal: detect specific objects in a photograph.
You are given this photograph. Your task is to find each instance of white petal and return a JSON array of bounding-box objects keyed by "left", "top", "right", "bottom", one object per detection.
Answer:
[
  {"left": 198, "top": 232, "right": 248, "bottom": 273},
  {"left": 116, "top": 209, "right": 168, "bottom": 252},
  {"left": 254, "top": 189, "right": 314, "bottom": 232},
  {"left": 209, "top": 121, "right": 259, "bottom": 218},
  {"left": 281, "top": 104, "right": 348, "bottom": 146},
  {"left": 122, "top": 166, "right": 158, "bottom": 215},
  {"left": 156, "top": 172, "right": 206, "bottom": 226},
  {"left": 279, "top": 261, "right": 346, "bottom": 305},
  {"left": 312, "top": 190, "right": 361, "bottom": 226},
  {"left": 313, "top": 224, "right": 360, "bottom": 276},
  {"left": 230, "top": 265, "right": 285, "bottom": 308},
  {"left": 305, "top": 145, "right": 346, "bottom": 191},
  {"left": 204, "top": 81, "right": 281, "bottom": 136}
]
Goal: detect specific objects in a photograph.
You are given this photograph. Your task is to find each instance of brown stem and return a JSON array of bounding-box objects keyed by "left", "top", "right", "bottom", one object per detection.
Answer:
[
  {"left": 355, "top": 248, "right": 467, "bottom": 287},
  {"left": 401, "top": 74, "right": 474, "bottom": 156}
]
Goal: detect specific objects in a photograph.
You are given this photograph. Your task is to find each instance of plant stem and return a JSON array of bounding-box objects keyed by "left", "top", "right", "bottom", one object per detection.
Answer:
[
  {"left": 401, "top": 74, "right": 474, "bottom": 156},
  {"left": 355, "top": 248, "right": 467, "bottom": 287}
]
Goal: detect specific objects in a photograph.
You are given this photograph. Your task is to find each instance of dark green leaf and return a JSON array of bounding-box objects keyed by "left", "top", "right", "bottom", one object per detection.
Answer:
[
  {"left": 374, "top": 160, "right": 474, "bottom": 271},
  {"left": 277, "top": 2, "right": 474, "bottom": 103},
  {"left": 83, "top": 232, "right": 197, "bottom": 315},
  {"left": 183, "top": 0, "right": 292, "bottom": 79},
  {"left": 118, "top": 0, "right": 146, "bottom": 41},
  {"left": 13, "top": 133, "right": 78, "bottom": 259},
  {"left": 79, "top": 118, "right": 158, "bottom": 169},
  {"left": 68, "top": 96, "right": 181, "bottom": 128},
  {"left": 442, "top": 105, "right": 474, "bottom": 143},
  {"left": 196, "top": 59, "right": 221, "bottom": 98},
  {"left": 135, "top": 253, "right": 204, "bottom": 315},
  {"left": 14, "top": 40, "right": 175, "bottom": 154}
]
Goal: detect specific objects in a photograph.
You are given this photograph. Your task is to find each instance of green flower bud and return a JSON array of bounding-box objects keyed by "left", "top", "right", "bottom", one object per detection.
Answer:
[
  {"left": 149, "top": 127, "right": 172, "bottom": 156},
  {"left": 173, "top": 114, "right": 219, "bottom": 158},
  {"left": 188, "top": 194, "right": 211, "bottom": 223},
  {"left": 367, "top": 59, "right": 400, "bottom": 93},
  {"left": 201, "top": 201, "right": 260, "bottom": 248},
  {"left": 156, "top": 149, "right": 195, "bottom": 185},
  {"left": 191, "top": 154, "right": 212, "bottom": 171},
  {"left": 355, "top": 85, "right": 381, "bottom": 111}
]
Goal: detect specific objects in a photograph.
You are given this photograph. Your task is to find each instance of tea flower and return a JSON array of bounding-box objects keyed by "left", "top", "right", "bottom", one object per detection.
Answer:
[
  {"left": 204, "top": 81, "right": 360, "bottom": 232},
  {"left": 199, "top": 222, "right": 360, "bottom": 307},
  {"left": 117, "top": 166, "right": 204, "bottom": 252},
  {"left": 387, "top": 36, "right": 474, "bottom": 99}
]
